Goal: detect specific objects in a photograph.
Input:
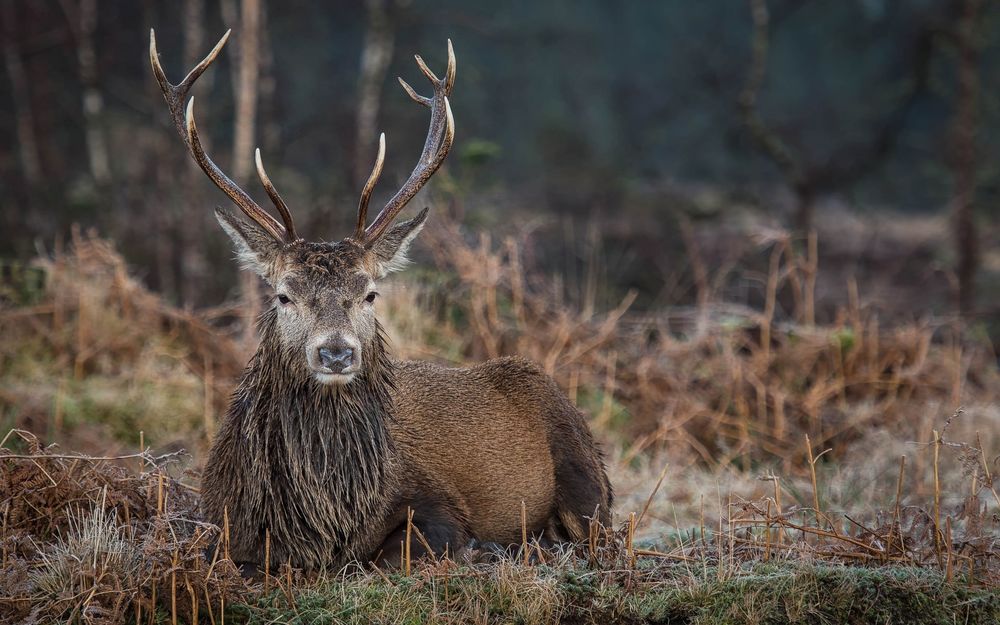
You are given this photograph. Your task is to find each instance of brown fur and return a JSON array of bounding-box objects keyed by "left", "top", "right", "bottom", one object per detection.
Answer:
[{"left": 200, "top": 228, "right": 612, "bottom": 571}]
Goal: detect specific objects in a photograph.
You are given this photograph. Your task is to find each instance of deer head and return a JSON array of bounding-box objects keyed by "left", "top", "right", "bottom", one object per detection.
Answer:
[{"left": 150, "top": 29, "right": 455, "bottom": 385}]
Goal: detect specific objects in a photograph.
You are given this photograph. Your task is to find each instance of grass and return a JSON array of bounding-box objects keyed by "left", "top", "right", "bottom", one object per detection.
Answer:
[
  {"left": 222, "top": 563, "right": 1000, "bottom": 625},
  {"left": 2, "top": 425, "right": 997, "bottom": 624},
  {"left": 1, "top": 224, "right": 999, "bottom": 623}
]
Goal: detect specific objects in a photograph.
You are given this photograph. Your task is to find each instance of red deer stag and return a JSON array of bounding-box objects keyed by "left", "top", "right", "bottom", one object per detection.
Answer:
[{"left": 150, "top": 29, "right": 612, "bottom": 571}]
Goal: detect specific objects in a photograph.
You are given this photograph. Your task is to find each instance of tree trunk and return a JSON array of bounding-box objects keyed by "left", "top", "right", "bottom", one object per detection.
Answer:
[
  {"left": 1, "top": 1, "right": 42, "bottom": 186},
  {"left": 62, "top": 0, "right": 111, "bottom": 184},
  {"left": 793, "top": 183, "right": 815, "bottom": 238},
  {"left": 950, "top": 0, "right": 982, "bottom": 317},
  {"left": 224, "top": 0, "right": 264, "bottom": 346},
  {"left": 258, "top": 0, "right": 279, "bottom": 157},
  {"left": 177, "top": 0, "right": 206, "bottom": 306},
  {"left": 231, "top": 0, "right": 260, "bottom": 183},
  {"left": 354, "top": 0, "right": 396, "bottom": 187}
]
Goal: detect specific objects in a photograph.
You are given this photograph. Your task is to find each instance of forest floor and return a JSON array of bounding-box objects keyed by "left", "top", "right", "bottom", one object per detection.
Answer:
[{"left": 1, "top": 223, "right": 999, "bottom": 624}]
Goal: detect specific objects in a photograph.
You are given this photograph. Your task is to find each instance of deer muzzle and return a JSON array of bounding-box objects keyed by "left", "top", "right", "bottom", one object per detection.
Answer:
[{"left": 308, "top": 336, "right": 360, "bottom": 383}]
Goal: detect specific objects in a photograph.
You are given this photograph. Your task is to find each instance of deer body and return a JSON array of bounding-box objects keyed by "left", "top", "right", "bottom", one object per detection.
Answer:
[{"left": 152, "top": 30, "right": 612, "bottom": 571}]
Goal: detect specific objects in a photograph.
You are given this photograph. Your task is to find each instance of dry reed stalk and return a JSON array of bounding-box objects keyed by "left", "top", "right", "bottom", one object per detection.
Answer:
[
  {"left": 759, "top": 517, "right": 890, "bottom": 555},
  {"left": 223, "top": 506, "right": 231, "bottom": 562},
  {"left": 933, "top": 429, "right": 942, "bottom": 566},
  {"left": 773, "top": 476, "right": 785, "bottom": 545},
  {"left": 636, "top": 462, "right": 670, "bottom": 528},
  {"left": 716, "top": 483, "right": 724, "bottom": 582},
  {"left": 203, "top": 585, "right": 216, "bottom": 625},
  {"left": 138, "top": 431, "right": 144, "bottom": 474},
  {"left": 805, "top": 435, "right": 822, "bottom": 529},
  {"left": 264, "top": 528, "right": 271, "bottom": 591},
  {"left": 627, "top": 511, "right": 637, "bottom": 569},
  {"left": 888, "top": 455, "right": 906, "bottom": 557},
  {"left": 171, "top": 547, "right": 178, "bottom": 625},
  {"left": 633, "top": 548, "right": 696, "bottom": 562},
  {"left": 587, "top": 505, "right": 599, "bottom": 566},
  {"left": 521, "top": 500, "right": 529, "bottom": 566},
  {"left": 764, "top": 499, "right": 772, "bottom": 561},
  {"left": 760, "top": 243, "right": 783, "bottom": 363},
  {"left": 186, "top": 577, "right": 197, "bottom": 625},
  {"left": 945, "top": 516, "right": 953, "bottom": 581},
  {"left": 804, "top": 230, "right": 817, "bottom": 326},
  {"left": 411, "top": 524, "right": 438, "bottom": 564},
  {"left": 157, "top": 471, "right": 164, "bottom": 515},
  {"left": 285, "top": 558, "right": 292, "bottom": 608},
  {"left": 1, "top": 502, "right": 7, "bottom": 571},
  {"left": 405, "top": 507, "right": 414, "bottom": 576},
  {"left": 278, "top": 559, "right": 295, "bottom": 608}
]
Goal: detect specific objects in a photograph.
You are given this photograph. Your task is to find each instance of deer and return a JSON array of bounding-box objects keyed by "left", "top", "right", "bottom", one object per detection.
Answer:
[{"left": 149, "top": 28, "right": 612, "bottom": 571}]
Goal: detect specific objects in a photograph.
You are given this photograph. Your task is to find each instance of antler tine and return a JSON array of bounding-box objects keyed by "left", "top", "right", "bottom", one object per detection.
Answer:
[
  {"left": 355, "top": 133, "right": 386, "bottom": 241},
  {"left": 255, "top": 149, "right": 298, "bottom": 240},
  {"left": 150, "top": 29, "right": 293, "bottom": 243},
  {"left": 149, "top": 28, "right": 230, "bottom": 146},
  {"left": 361, "top": 41, "right": 457, "bottom": 245},
  {"left": 184, "top": 99, "right": 286, "bottom": 241}
]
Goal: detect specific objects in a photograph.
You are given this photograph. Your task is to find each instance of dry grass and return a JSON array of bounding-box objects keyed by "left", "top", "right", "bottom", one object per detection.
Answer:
[
  {"left": 0, "top": 228, "right": 245, "bottom": 455},
  {"left": 1, "top": 426, "right": 997, "bottom": 623},
  {"left": 409, "top": 220, "right": 1000, "bottom": 472},
  {"left": 1, "top": 222, "right": 999, "bottom": 622}
]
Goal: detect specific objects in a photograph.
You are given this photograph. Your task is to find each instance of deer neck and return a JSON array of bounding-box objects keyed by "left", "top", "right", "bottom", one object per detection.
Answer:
[{"left": 242, "top": 308, "right": 398, "bottom": 497}]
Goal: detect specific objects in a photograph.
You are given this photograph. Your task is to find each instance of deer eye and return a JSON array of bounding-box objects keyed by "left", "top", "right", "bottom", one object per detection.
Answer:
[
  {"left": 277, "top": 294, "right": 292, "bottom": 305},
  {"left": 364, "top": 291, "right": 379, "bottom": 304}
]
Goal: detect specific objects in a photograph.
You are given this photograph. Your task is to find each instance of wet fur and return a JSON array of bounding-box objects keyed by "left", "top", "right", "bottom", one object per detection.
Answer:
[{"left": 201, "top": 234, "right": 613, "bottom": 571}]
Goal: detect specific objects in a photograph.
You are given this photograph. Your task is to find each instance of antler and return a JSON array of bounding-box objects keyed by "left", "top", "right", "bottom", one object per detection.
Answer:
[
  {"left": 354, "top": 40, "right": 456, "bottom": 245},
  {"left": 149, "top": 29, "right": 297, "bottom": 242}
]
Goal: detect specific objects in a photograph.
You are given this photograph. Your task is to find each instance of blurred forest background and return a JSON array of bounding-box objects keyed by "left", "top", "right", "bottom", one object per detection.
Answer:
[
  {"left": 2, "top": 0, "right": 1000, "bottom": 581},
  {"left": 2, "top": 0, "right": 999, "bottom": 324},
  {"left": 3, "top": 0, "right": 1000, "bottom": 468}
]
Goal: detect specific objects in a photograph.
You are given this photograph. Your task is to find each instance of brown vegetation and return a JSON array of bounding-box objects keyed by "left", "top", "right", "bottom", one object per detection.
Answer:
[{"left": 1, "top": 220, "right": 999, "bottom": 622}]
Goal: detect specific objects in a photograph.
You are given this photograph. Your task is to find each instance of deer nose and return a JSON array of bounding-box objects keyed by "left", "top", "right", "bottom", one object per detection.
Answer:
[{"left": 317, "top": 344, "right": 354, "bottom": 373}]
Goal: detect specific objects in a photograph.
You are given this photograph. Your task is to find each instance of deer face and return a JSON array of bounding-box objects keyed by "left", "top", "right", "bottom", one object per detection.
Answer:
[
  {"left": 216, "top": 207, "right": 427, "bottom": 386},
  {"left": 151, "top": 31, "right": 453, "bottom": 386}
]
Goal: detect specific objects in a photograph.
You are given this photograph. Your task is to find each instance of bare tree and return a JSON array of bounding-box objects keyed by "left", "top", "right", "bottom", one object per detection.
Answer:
[
  {"left": 60, "top": 0, "right": 110, "bottom": 184},
  {"left": 949, "top": 0, "right": 983, "bottom": 316},
  {"left": 1, "top": 1, "right": 41, "bottom": 186},
  {"left": 740, "top": 0, "right": 932, "bottom": 236},
  {"left": 220, "top": 0, "right": 264, "bottom": 342},
  {"left": 231, "top": 0, "right": 260, "bottom": 183},
  {"left": 354, "top": 0, "right": 398, "bottom": 187},
  {"left": 178, "top": 0, "right": 206, "bottom": 306}
]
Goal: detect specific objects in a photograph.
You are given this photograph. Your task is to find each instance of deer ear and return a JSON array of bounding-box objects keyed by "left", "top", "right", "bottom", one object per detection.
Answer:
[
  {"left": 215, "top": 207, "right": 283, "bottom": 280},
  {"left": 367, "top": 208, "right": 428, "bottom": 278}
]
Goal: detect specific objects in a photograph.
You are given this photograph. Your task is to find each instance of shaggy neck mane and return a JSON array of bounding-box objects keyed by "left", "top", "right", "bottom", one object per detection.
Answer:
[
  {"left": 222, "top": 307, "right": 398, "bottom": 566},
  {"left": 248, "top": 306, "right": 397, "bottom": 462}
]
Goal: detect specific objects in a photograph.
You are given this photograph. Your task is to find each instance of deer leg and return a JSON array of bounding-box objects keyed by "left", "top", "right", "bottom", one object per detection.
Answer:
[
  {"left": 372, "top": 496, "right": 470, "bottom": 568},
  {"left": 549, "top": 408, "right": 615, "bottom": 541}
]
